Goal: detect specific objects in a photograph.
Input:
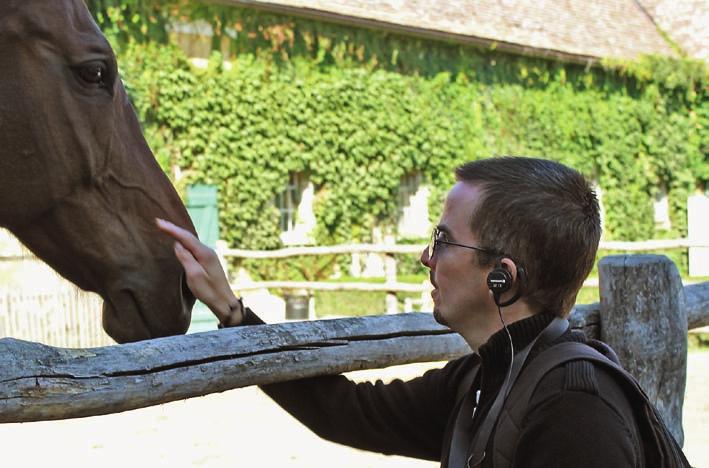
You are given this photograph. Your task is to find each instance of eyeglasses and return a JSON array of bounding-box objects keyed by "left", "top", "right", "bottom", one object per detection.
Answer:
[{"left": 428, "top": 227, "right": 496, "bottom": 259}]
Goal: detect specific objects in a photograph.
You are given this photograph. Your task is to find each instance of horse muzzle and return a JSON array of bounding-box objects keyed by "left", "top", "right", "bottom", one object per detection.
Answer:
[{"left": 101, "top": 274, "right": 194, "bottom": 343}]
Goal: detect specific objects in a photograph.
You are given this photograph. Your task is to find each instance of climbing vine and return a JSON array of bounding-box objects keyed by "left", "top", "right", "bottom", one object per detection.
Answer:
[{"left": 87, "top": 1, "right": 707, "bottom": 278}]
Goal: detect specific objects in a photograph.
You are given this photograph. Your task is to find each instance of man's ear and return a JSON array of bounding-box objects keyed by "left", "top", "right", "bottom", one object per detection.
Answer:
[{"left": 499, "top": 257, "right": 519, "bottom": 284}]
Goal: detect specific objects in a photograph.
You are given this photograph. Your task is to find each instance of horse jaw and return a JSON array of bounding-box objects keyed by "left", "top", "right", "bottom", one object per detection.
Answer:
[
  {"left": 102, "top": 275, "right": 194, "bottom": 343},
  {"left": 0, "top": 0, "right": 197, "bottom": 343},
  {"left": 8, "top": 180, "right": 197, "bottom": 343}
]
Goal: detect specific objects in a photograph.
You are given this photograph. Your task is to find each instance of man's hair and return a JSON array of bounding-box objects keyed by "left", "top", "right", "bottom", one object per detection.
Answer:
[{"left": 455, "top": 157, "right": 601, "bottom": 316}]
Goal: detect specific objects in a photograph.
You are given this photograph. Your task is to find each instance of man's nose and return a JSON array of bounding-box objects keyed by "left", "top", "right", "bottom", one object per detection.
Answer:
[{"left": 420, "top": 247, "right": 432, "bottom": 268}]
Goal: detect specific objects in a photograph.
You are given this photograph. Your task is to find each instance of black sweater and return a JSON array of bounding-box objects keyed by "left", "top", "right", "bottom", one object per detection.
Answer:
[{"left": 244, "top": 311, "right": 643, "bottom": 467}]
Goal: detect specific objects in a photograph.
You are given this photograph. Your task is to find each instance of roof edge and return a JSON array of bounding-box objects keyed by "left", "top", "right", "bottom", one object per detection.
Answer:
[
  {"left": 631, "top": 0, "right": 685, "bottom": 57},
  {"left": 210, "top": 0, "right": 601, "bottom": 67}
]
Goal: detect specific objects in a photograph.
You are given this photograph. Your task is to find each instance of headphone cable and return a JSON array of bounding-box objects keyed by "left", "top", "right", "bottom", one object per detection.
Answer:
[{"left": 497, "top": 304, "right": 515, "bottom": 391}]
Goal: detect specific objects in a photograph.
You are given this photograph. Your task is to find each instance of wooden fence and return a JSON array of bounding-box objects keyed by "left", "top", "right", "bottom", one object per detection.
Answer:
[
  {"left": 0, "top": 254, "right": 707, "bottom": 450},
  {"left": 218, "top": 238, "right": 709, "bottom": 314},
  {"left": 0, "top": 237, "right": 706, "bottom": 346},
  {"left": 0, "top": 288, "right": 110, "bottom": 348}
]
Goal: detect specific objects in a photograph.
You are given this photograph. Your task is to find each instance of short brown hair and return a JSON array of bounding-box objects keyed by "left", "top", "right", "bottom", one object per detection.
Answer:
[{"left": 455, "top": 157, "right": 601, "bottom": 316}]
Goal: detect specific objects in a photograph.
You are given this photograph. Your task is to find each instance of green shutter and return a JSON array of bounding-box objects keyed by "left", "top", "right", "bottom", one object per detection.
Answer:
[
  {"left": 186, "top": 184, "right": 219, "bottom": 249},
  {"left": 186, "top": 184, "right": 220, "bottom": 332}
]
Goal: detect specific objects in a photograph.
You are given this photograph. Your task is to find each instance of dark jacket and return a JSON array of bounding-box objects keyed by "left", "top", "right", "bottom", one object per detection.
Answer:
[{"left": 245, "top": 311, "right": 644, "bottom": 467}]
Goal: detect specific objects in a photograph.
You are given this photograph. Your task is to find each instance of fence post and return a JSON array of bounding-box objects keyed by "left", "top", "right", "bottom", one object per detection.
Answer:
[
  {"left": 383, "top": 233, "right": 398, "bottom": 314},
  {"left": 599, "top": 254, "right": 687, "bottom": 445},
  {"left": 384, "top": 252, "right": 398, "bottom": 314}
]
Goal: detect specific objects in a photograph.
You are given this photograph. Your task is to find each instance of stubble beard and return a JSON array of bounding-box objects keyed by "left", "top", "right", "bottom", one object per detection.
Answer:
[{"left": 433, "top": 308, "right": 448, "bottom": 327}]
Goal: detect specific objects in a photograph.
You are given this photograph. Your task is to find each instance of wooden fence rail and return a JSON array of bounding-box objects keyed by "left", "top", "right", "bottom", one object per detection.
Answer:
[
  {"left": 0, "top": 255, "right": 707, "bottom": 448},
  {"left": 3, "top": 238, "right": 706, "bottom": 317},
  {"left": 217, "top": 238, "right": 709, "bottom": 259},
  {"left": 0, "top": 289, "right": 108, "bottom": 348},
  {"left": 216, "top": 238, "right": 708, "bottom": 314},
  {"left": 686, "top": 282, "right": 709, "bottom": 329}
]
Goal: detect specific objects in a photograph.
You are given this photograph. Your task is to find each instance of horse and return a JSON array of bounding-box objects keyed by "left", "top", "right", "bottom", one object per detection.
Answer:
[{"left": 0, "top": 0, "right": 197, "bottom": 343}]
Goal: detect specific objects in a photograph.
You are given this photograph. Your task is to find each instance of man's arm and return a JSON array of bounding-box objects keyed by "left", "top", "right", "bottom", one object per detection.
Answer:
[
  {"left": 258, "top": 354, "right": 477, "bottom": 460},
  {"left": 155, "top": 218, "right": 470, "bottom": 460},
  {"left": 241, "top": 301, "right": 475, "bottom": 460}
]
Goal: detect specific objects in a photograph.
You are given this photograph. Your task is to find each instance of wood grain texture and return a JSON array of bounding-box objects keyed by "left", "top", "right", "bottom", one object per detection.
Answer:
[
  {"left": 686, "top": 282, "right": 709, "bottom": 329},
  {"left": 0, "top": 313, "right": 470, "bottom": 422},
  {"left": 0, "top": 306, "right": 596, "bottom": 424},
  {"left": 599, "top": 254, "right": 687, "bottom": 446},
  {"left": 1, "top": 275, "right": 706, "bottom": 424}
]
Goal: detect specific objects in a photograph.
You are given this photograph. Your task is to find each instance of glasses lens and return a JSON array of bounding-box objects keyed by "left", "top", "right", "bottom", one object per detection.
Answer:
[{"left": 428, "top": 229, "right": 436, "bottom": 258}]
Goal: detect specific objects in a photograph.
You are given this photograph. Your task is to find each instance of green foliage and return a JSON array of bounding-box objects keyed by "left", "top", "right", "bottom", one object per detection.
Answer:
[
  {"left": 91, "top": 1, "right": 708, "bottom": 272},
  {"left": 312, "top": 276, "right": 423, "bottom": 317},
  {"left": 242, "top": 255, "right": 340, "bottom": 282},
  {"left": 575, "top": 286, "right": 600, "bottom": 306},
  {"left": 315, "top": 290, "right": 388, "bottom": 317},
  {"left": 85, "top": 0, "right": 180, "bottom": 44},
  {"left": 688, "top": 332, "right": 709, "bottom": 351}
]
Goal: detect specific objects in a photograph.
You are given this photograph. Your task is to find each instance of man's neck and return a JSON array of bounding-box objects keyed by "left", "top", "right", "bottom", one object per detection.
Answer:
[{"left": 460, "top": 302, "right": 537, "bottom": 352}]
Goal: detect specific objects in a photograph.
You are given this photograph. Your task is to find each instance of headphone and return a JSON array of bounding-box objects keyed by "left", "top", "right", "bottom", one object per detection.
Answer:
[
  {"left": 486, "top": 259, "right": 526, "bottom": 307},
  {"left": 448, "top": 256, "right": 551, "bottom": 467}
]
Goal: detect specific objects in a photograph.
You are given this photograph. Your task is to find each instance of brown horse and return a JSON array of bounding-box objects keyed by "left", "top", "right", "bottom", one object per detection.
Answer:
[{"left": 0, "top": 0, "right": 196, "bottom": 342}]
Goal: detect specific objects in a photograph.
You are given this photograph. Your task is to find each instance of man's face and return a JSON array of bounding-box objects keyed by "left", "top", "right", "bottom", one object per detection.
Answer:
[{"left": 420, "top": 182, "right": 495, "bottom": 332}]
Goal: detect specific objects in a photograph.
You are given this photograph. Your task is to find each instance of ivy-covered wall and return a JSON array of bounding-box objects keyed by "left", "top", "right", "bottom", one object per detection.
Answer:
[{"left": 87, "top": 1, "right": 707, "bottom": 266}]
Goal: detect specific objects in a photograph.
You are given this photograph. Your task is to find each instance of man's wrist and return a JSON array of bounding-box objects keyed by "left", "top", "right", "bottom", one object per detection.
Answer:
[{"left": 217, "top": 296, "right": 245, "bottom": 328}]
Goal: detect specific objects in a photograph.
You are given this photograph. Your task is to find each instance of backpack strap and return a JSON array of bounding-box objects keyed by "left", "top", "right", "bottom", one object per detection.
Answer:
[
  {"left": 491, "top": 342, "right": 690, "bottom": 468},
  {"left": 467, "top": 318, "right": 569, "bottom": 467},
  {"left": 455, "top": 361, "right": 481, "bottom": 404},
  {"left": 448, "top": 317, "right": 569, "bottom": 468},
  {"left": 448, "top": 362, "right": 481, "bottom": 468}
]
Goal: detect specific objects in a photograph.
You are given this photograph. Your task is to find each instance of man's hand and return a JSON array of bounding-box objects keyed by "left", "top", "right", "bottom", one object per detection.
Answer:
[{"left": 155, "top": 218, "right": 244, "bottom": 327}]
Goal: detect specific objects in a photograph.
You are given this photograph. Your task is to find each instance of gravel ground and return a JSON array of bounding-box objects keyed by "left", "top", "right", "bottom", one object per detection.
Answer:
[
  {"left": 683, "top": 350, "right": 709, "bottom": 468},
  {"left": 1, "top": 354, "right": 706, "bottom": 468}
]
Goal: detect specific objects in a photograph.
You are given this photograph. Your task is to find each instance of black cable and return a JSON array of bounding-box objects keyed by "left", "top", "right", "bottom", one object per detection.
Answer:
[{"left": 497, "top": 304, "right": 515, "bottom": 388}]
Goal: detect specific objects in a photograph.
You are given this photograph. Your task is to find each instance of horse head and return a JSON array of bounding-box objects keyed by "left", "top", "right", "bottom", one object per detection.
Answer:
[{"left": 0, "top": 0, "right": 196, "bottom": 343}]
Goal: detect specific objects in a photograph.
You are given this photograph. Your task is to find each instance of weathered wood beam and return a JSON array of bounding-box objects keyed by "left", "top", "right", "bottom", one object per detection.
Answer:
[
  {"left": 686, "top": 282, "right": 709, "bottom": 329},
  {"left": 0, "top": 313, "right": 467, "bottom": 423},
  {"left": 0, "top": 279, "right": 705, "bottom": 424},
  {"left": 568, "top": 302, "right": 600, "bottom": 338},
  {"left": 599, "top": 255, "right": 688, "bottom": 446},
  {"left": 0, "top": 304, "right": 602, "bottom": 424}
]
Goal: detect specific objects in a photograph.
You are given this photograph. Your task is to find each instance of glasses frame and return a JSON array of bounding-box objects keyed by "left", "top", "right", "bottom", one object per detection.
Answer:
[{"left": 428, "top": 227, "right": 497, "bottom": 259}]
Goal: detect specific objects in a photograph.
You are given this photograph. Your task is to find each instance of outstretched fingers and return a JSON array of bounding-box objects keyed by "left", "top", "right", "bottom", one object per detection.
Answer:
[
  {"left": 155, "top": 218, "right": 213, "bottom": 263},
  {"left": 156, "top": 217, "right": 239, "bottom": 323},
  {"left": 173, "top": 240, "right": 207, "bottom": 278}
]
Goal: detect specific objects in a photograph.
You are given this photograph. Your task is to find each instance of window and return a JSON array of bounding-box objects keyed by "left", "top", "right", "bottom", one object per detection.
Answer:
[
  {"left": 276, "top": 172, "right": 316, "bottom": 245},
  {"left": 275, "top": 171, "right": 317, "bottom": 247},
  {"left": 168, "top": 20, "right": 235, "bottom": 64},
  {"left": 398, "top": 172, "right": 421, "bottom": 220},
  {"left": 653, "top": 187, "right": 671, "bottom": 230},
  {"left": 397, "top": 172, "right": 430, "bottom": 238},
  {"left": 275, "top": 173, "right": 304, "bottom": 233},
  {"left": 168, "top": 21, "right": 214, "bottom": 61}
]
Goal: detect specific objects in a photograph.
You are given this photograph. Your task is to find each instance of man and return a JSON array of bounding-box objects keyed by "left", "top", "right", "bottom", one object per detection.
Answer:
[{"left": 157, "top": 157, "right": 684, "bottom": 467}]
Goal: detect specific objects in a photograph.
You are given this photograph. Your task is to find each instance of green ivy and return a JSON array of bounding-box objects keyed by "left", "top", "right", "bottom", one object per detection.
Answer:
[{"left": 88, "top": 1, "right": 707, "bottom": 279}]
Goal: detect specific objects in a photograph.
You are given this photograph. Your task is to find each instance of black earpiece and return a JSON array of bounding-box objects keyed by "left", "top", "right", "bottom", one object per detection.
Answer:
[
  {"left": 487, "top": 260, "right": 526, "bottom": 307},
  {"left": 486, "top": 264, "right": 513, "bottom": 295}
]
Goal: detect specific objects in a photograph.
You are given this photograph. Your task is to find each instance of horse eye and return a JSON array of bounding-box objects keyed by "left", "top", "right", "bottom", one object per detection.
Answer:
[{"left": 76, "top": 61, "right": 108, "bottom": 87}]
